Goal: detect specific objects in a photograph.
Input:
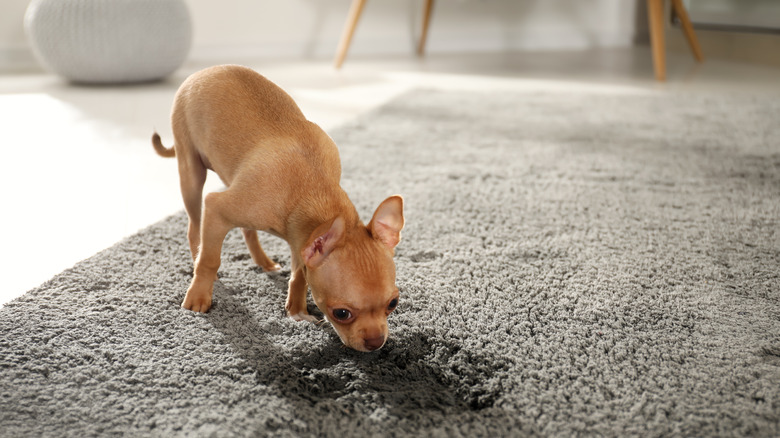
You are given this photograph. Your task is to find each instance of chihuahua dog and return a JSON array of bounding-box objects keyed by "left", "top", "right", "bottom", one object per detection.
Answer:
[{"left": 152, "top": 65, "right": 404, "bottom": 352}]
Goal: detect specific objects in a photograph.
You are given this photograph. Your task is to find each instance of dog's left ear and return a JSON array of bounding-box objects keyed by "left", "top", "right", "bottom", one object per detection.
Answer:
[
  {"left": 368, "top": 195, "right": 404, "bottom": 251},
  {"left": 303, "top": 217, "right": 345, "bottom": 268}
]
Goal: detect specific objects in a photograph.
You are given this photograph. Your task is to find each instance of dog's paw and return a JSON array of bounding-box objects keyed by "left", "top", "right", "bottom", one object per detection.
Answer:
[
  {"left": 181, "top": 288, "right": 212, "bottom": 313},
  {"left": 181, "top": 298, "right": 211, "bottom": 313},
  {"left": 288, "top": 311, "right": 320, "bottom": 324},
  {"left": 263, "top": 263, "right": 282, "bottom": 273}
]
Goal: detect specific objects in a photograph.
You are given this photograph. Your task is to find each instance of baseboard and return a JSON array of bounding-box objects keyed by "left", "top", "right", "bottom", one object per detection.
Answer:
[
  {"left": 0, "top": 46, "right": 42, "bottom": 74},
  {"left": 188, "top": 31, "right": 636, "bottom": 66},
  {"left": 3, "top": 32, "right": 637, "bottom": 74},
  {"left": 667, "top": 28, "right": 780, "bottom": 68}
]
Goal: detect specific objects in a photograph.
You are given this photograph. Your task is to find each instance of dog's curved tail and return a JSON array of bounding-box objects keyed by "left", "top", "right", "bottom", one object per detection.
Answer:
[{"left": 152, "top": 132, "right": 176, "bottom": 158}]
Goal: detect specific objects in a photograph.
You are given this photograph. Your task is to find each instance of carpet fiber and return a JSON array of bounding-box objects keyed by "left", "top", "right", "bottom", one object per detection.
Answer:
[{"left": 2, "top": 88, "right": 779, "bottom": 436}]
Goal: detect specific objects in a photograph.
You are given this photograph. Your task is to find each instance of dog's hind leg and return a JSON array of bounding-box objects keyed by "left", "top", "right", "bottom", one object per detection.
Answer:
[
  {"left": 174, "top": 135, "right": 208, "bottom": 261},
  {"left": 153, "top": 131, "right": 207, "bottom": 261},
  {"left": 242, "top": 228, "right": 281, "bottom": 272},
  {"left": 180, "top": 162, "right": 207, "bottom": 261}
]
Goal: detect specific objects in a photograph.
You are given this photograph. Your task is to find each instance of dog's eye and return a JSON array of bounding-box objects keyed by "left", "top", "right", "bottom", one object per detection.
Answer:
[
  {"left": 388, "top": 298, "right": 398, "bottom": 311},
  {"left": 332, "top": 309, "right": 352, "bottom": 321}
]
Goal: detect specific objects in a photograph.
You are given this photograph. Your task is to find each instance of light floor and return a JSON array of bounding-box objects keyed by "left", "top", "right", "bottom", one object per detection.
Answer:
[{"left": 2, "top": 47, "right": 779, "bottom": 307}]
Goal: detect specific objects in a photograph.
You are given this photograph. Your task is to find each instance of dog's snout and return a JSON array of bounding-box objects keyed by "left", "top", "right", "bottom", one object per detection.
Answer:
[{"left": 364, "top": 336, "right": 385, "bottom": 351}]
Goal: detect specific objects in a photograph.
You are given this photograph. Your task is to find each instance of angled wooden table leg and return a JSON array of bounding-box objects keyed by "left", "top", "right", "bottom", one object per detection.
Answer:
[
  {"left": 671, "top": 0, "right": 704, "bottom": 62},
  {"left": 417, "top": 0, "right": 435, "bottom": 56},
  {"left": 334, "top": 0, "right": 367, "bottom": 69},
  {"left": 647, "top": 0, "right": 667, "bottom": 81}
]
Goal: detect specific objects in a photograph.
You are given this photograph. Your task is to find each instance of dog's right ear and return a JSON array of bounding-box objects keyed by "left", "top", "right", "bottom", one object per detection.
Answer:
[
  {"left": 302, "top": 217, "right": 345, "bottom": 268},
  {"left": 368, "top": 195, "right": 404, "bottom": 251}
]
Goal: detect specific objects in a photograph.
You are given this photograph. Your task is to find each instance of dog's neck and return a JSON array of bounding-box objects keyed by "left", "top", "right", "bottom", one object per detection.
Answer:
[{"left": 287, "top": 185, "right": 361, "bottom": 253}]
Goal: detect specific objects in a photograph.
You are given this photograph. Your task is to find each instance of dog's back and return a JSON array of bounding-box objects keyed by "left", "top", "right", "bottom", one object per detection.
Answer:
[{"left": 171, "top": 65, "right": 339, "bottom": 187}]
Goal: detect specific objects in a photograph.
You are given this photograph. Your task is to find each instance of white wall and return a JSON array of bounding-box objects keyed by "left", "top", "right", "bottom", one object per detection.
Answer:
[
  {"left": 1, "top": 0, "right": 639, "bottom": 72},
  {"left": 684, "top": 0, "right": 780, "bottom": 30},
  {"left": 0, "top": 0, "right": 33, "bottom": 70}
]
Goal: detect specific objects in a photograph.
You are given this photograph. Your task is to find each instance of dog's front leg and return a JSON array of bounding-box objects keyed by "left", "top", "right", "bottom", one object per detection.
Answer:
[
  {"left": 285, "top": 256, "right": 318, "bottom": 322},
  {"left": 182, "top": 192, "right": 233, "bottom": 313}
]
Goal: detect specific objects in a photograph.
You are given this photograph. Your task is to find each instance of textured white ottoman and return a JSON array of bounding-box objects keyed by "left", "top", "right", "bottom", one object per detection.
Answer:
[{"left": 25, "top": 0, "right": 192, "bottom": 84}]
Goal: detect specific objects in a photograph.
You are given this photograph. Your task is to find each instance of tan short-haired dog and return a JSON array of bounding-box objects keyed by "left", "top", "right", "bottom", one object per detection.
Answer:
[{"left": 153, "top": 65, "right": 404, "bottom": 352}]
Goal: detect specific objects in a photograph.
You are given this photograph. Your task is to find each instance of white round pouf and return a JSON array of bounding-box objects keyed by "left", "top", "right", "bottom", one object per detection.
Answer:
[{"left": 25, "top": 0, "right": 192, "bottom": 84}]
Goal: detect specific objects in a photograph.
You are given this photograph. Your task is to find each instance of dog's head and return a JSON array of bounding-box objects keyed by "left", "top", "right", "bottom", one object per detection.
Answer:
[{"left": 302, "top": 196, "right": 404, "bottom": 352}]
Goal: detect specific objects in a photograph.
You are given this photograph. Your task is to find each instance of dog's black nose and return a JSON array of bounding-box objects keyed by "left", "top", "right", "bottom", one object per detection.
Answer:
[{"left": 364, "top": 336, "right": 385, "bottom": 351}]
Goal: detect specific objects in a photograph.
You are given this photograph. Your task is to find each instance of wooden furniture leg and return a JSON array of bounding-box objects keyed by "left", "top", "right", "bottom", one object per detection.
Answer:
[
  {"left": 334, "top": 0, "right": 367, "bottom": 69},
  {"left": 647, "top": 0, "right": 667, "bottom": 81},
  {"left": 418, "top": 0, "right": 435, "bottom": 56},
  {"left": 671, "top": 0, "right": 704, "bottom": 62}
]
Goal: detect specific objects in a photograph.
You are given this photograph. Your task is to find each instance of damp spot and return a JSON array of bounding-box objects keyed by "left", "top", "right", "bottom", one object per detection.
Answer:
[{"left": 287, "top": 331, "right": 504, "bottom": 413}]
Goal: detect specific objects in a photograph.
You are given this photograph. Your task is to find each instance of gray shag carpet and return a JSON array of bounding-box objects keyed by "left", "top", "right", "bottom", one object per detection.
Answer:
[{"left": 2, "top": 88, "right": 779, "bottom": 437}]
